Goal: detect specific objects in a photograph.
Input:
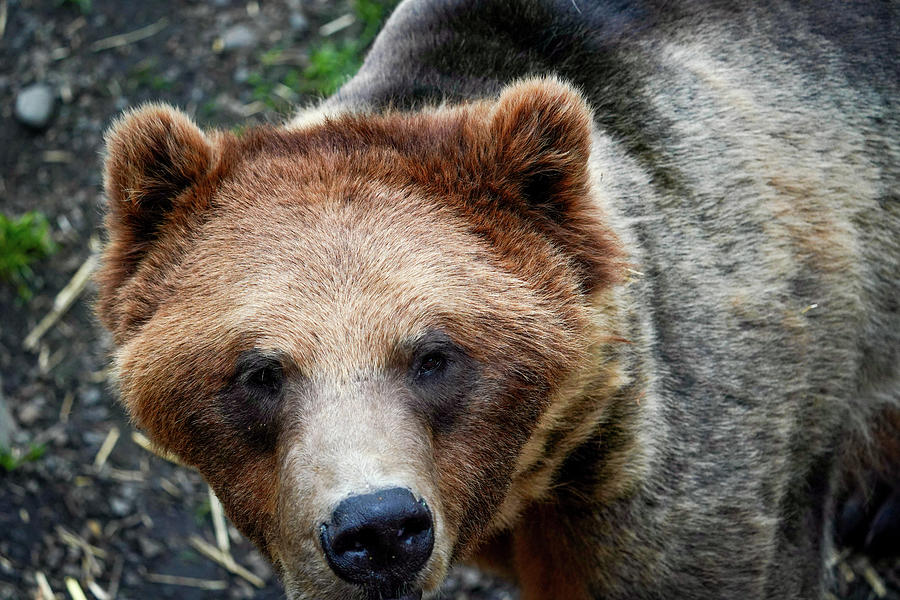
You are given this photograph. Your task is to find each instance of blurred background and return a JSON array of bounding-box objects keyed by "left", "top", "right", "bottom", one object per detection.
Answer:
[{"left": 0, "top": 1, "right": 896, "bottom": 599}]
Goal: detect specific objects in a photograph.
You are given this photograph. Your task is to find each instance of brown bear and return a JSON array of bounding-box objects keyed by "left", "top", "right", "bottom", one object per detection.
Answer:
[{"left": 96, "top": 1, "right": 899, "bottom": 599}]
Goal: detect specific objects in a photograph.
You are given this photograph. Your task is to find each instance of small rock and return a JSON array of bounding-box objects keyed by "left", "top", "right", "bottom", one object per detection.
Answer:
[
  {"left": 289, "top": 11, "right": 309, "bottom": 33},
  {"left": 16, "top": 402, "right": 42, "bottom": 427},
  {"left": 137, "top": 536, "right": 164, "bottom": 558},
  {"left": 233, "top": 67, "right": 249, "bottom": 84},
  {"left": 221, "top": 24, "right": 257, "bottom": 50},
  {"left": 80, "top": 386, "right": 101, "bottom": 406},
  {"left": 109, "top": 496, "right": 132, "bottom": 517},
  {"left": 15, "top": 83, "right": 56, "bottom": 130}
]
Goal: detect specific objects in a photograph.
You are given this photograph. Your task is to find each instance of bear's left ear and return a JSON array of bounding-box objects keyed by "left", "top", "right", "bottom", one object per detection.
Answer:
[{"left": 483, "top": 77, "right": 621, "bottom": 291}]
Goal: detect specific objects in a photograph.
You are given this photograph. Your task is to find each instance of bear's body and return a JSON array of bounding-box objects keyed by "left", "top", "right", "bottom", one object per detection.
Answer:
[{"left": 97, "top": 1, "right": 899, "bottom": 598}]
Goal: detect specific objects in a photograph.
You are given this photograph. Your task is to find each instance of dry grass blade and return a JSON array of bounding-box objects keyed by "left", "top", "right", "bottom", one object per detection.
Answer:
[
  {"left": 65, "top": 577, "right": 88, "bottom": 600},
  {"left": 87, "top": 580, "right": 109, "bottom": 600},
  {"left": 43, "top": 150, "right": 75, "bottom": 163},
  {"left": 861, "top": 559, "right": 888, "bottom": 598},
  {"left": 59, "top": 391, "right": 75, "bottom": 423},
  {"left": 90, "top": 18, "right": 168, "bottom": 52},
  {"left": 0, "top": 0, "right": 7, "bottom": 39},
  {"left": 108, "top": 467, "right": 146, "bottom": 482},
  {"left": 24, "top": 253, "right": 99, "bottom": 351},
  {"left": 209, "top": 486, "right": 231, "bottom": 556},
  {"left": 57, "top": 526, "right": 108, "bottom": 559},
  {"left": 319, "top": 13, "right": 355, "bottom": 36},
  {"left": 35, "top": 571, "right": 54, "bottom": 600},
  {"left": 130, "top": 431, "right": 184, "bottom": 465},
  {"left": 93, "top": 427, "right": 120, "bottom": 470},
  {"left": 826, "top": 548, "right": 851, "bottom": 569},
  {"left": 106, "top": 555, "right": 123, "bottom": 600},
  {"left": 144, "top": 573, "right": 228, "bottom": 590},
  {"left": 188, "top": 536, "right": 265, "bottom": 588}
]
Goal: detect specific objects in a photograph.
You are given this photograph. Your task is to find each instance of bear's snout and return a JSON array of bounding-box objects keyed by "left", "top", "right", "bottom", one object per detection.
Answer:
[{"left": 320, "top": 487, "right": 434, "bottom": 596}]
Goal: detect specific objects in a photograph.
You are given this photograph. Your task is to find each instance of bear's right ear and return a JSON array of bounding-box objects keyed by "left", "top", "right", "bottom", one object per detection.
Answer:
[
  {"left": 98, "top": 104, "right": 217, "bottom": 341},
  {"left": 103, "top": 104, "right": 214, "bottom": 242}
]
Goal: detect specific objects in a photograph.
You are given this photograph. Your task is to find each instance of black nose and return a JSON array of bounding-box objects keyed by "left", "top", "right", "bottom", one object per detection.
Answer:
[{"left": 321, "top": 487, "right": 434, "bottom": 591}]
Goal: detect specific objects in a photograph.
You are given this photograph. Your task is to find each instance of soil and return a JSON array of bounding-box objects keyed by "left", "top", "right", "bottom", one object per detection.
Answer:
[{"left": 0, "top": 1, "right": 896, "bottom": 599}]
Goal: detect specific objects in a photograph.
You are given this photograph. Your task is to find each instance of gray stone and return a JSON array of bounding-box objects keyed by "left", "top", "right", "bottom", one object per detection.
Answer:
[
  {"left": 289, "top": 11, "right": 309, "bottom": 33},
  {"left": 233, "top": 66, "right": 249, "bottom": 84},
  {"left": 15, "top": 83, "right": 56, "bottom": 129},
  {"left": 80, "top": 386, "right": 101, "bottom": 406},
  {"left": 138, "top": 536, "right": 165, "bottom": 558},
  {"left": 222, "top": 24, "right": 257, "bottom": 50},
  {"left": 109, "top": 496, "right": 132, "bottom": 517},
  {"left": 16, "top": 402, "right": 41, "bottom": 427}
]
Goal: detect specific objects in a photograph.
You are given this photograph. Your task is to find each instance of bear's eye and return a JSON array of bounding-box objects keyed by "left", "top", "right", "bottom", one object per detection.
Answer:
[
  {"left": 239, "top": 357, "right": 284, "bottom": 397},
  {"left": 416, "top": 352, "right": 447, "bottom": 379}
]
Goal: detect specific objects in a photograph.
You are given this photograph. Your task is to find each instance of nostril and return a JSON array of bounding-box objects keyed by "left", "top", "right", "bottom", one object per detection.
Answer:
[
  {"left": 321, "top": 488, "right": 435, "bottom": 590},
  {"left": 330, "top": 524, "right": 381, "bottom": 555}
]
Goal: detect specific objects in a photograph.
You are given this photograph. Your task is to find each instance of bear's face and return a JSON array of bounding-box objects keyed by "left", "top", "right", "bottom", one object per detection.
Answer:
[{"left": 97, "top": 79, "right": 621, "bottom": 599}]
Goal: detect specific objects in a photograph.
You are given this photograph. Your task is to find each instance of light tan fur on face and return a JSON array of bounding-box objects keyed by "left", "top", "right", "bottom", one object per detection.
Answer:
[{"left": 109, "top": 107, "right": 609, "bottom": 591}]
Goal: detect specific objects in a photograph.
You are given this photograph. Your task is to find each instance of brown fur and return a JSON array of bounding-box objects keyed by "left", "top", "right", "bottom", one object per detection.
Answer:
[
  {"left": 98, "top": 82, "right": 627, "bottom": 589},
  {"left": 97, "top": 1, "right": 899, "bottom": 593}
]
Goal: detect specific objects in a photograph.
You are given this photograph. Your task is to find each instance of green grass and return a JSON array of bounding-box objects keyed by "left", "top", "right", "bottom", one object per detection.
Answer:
[
  {"left": 0, "top": 443, "right": 47, "bottom": 472},
  {"left": 193, "top": 497, "right": 212, "bottom": 527},
  {"left": 302, "top": 40, "right": 365, "bottom": 96},
  {"left": 129, "top": 58, "right": 174, "bottom": 92},
  {"left": 247, "top": 0, "right": 397, "bottom": 104},
  {"left": 0, "top": 212, "right": 57, "bottom": 300},
  {"left": 301, "top": 0, "right": 392, "bottom": 95}
]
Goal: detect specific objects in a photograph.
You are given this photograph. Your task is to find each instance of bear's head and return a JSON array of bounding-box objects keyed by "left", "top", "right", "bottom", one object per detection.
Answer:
[{"left": 97, "top": 78, "right": 622, "bottom": 599}]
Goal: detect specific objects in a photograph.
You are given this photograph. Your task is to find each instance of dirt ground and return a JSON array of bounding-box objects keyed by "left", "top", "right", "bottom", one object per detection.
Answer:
[{"left": 0, "top": 1, "right": 896, "bottom": 599}]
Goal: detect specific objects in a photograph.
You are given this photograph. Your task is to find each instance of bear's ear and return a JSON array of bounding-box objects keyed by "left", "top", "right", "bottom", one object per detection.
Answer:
[
  {"left": 487, "top": 77, "right": 593, "bottom": 211},
  {"left": 103, "top": 104, "right": 215, "bottom": 241},
  {"left": 483, "top": 78, "right": 621, "bottom": 291},
  {"left": 98, "top": 104, "right": 217, "bottom": 341}
]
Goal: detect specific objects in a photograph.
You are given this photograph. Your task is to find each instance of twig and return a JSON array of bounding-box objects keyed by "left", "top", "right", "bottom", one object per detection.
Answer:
[
  {"left": 35, "top": 572, "right": 54, "bottom": 600},
  {"left": 238, "top": 100, "right": 267, "bottom": 117},
  {"left": 87, "top": 580, "right": 110, "bottom": 600},
  {"left": 106, "top": 555, "right": 123, "bottom": 600},
  {"left": 319, "top": 13, "right": 355, "bottom": 36},
  {"left": 130, "top": 431, "right": 184, "bottom": 466},
  {"left": 65, "top": 577, "right": 88, "bottom": 600},
  {"left": 60, "top": 391, "right": 75, "bottom": 423},
  {"left": 93, "top": 427, "right": 120, "bottom": 470},
  {"left": 209, "top": 487, "right": 231, "bottom": 556},
  {"left": 43, "top": 150, "right": 75, "bottom": 163},
  {"left": 826, "top": 547, "right": 851, "bottom": 569},
  {"left": 189, "top": 536, "right": 265, "bottom": 588},
  {"left": 860, "top": 559, "right": 887, "bottom": 598},
  {"left": 0, "top": 0, "right": 7, "bottom": 40},
  {"left": 159, "top": 477, "right": 182, "bottom": 498},
  {"left": 838, "top": 560, "right": 856, "bottom": 583},
  {"left": 57, "top": 526, "right": 108, "bottom": 560},
  {"left": 108, "top": 467, "right": 145, "bottom": 482},
  {"left": 24, "top": 253, "right": 100, "bottom": 351},
  {"left": 144, "top": 573, "right": 227, "bottom": 590},
  {"left": 90, "top": 18, "right": 168, "bottom": 52}
]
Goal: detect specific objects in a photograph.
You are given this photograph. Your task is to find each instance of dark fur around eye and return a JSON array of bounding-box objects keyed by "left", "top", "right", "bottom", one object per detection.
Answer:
[
  {"left": 219, "top": 350, "right": 286, "bottom": 450},
  {"left": 407, "top": 331, "right": 479, "bottom": 431}
]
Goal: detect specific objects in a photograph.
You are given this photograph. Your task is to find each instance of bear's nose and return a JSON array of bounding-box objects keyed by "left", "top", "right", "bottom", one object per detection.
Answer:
[{"left": 320, "top": 487, "right": 434, "bottom": 591}]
